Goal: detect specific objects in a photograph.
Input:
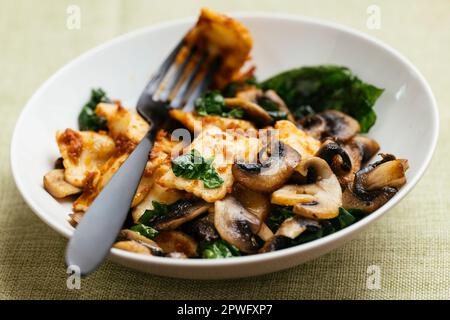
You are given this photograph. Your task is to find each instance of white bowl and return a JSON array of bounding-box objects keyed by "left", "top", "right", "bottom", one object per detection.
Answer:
[{"left": 11, "top": 14, "right": 438, "bottom": 279}]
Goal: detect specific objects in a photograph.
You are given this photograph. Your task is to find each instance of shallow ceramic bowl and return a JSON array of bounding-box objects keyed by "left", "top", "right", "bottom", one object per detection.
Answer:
[{"left": 11, "top": 14, "right": 438, "bottom": 279}]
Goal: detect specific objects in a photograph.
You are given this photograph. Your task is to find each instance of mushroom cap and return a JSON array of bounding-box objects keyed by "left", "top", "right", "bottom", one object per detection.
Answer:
[
  {"left": 263, "top": 90, "right": 295, "bottom": 122},
  {"left": 154, "top": 231, "right": 198, "bottom": 258},
  {"left": 260, "top": 236, "right": 291, "bottom": 253},
  {"left": 299, "top": 110, "right": 360, "bottom": 142},
  {"left": 271, "top": 157, "right": 342, "bottom": 219},
  {"left": 43, "top": 169, "right": 82, "bottom": 199},
  {"left": 260, "top": 216, "right": 321, "bottom": 252},
  {"left": 225, "top": 96, "right": 273, "bottom": 126},
  {"left": 232, "top": 183, "right": 271, "bottom": 221},
  {"left": 232, "top": 141, "right": 302, "bottom": 193},
  {"left": 150, "top": 199, "right": 211, "bottom": 230},
  {"left": 182, "top": 213, "right": 220, "bottom": 242},
  {"left": 342, "top": 155, "right": 408, "bottom": 213},
  {"left": 116, "top": 229, "right": 164, "bottom": 256},
  {"left": 316, "top": 139, "right": 363, "bottom": 188},
  {"left": 298, "top": 114, "right": 327, "bottom": 140},
  {"left": 316, "top": 139, "right": 353, "bottom": 173},
  {"left": 69, "top": 211, "right": 84, "bottom": 227},
  {"left": 214, "top": 196, "right": 261, "bottom": 253},
  {"left": 224, "top": 87, "right": 295, "bottom": 126},
  {"left": 113, "top": 241, "right": 153, "bottom": 255},
  {"left": 276, "top": 216, "right": 321, "bottom": 239},
  {"left": 351, "top": 136, "right": 380, "bottom": 164},
  {"left": 342, "top": 187, "right": 397, "bottom": 213}
]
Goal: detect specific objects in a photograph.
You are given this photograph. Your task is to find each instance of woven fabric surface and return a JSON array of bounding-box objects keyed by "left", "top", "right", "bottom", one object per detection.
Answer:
[{"left": 1, "top": 0, "right": 449, "bottom": 300}]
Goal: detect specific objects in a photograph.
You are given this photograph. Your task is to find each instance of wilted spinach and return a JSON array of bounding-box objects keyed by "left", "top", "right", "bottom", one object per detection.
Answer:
[
  {"left": 138, "top": 201, "right": 171, "bottom": 225},
  {"left": 130, "top": 224, "right": 159, "bottom": 239},
  {"left": 200, "top": 240, "right": 241, "bottom": 259},
  {"left": 267, "top": 206, "right": 364, "bottom": 246},
  {"left": 222, "top": 76, "right": 259, "bottom": 97},
  {"left": 267, "top": 206, "right": 294, "bottom": 232},
  {"left": 257, "top": 96, "right": 288, "bottom": 121},
  {"left": 195, "top": 91, "right": 244, "bottom": 118},
  {"left": 261, "top": 65, "right": 384, "bottom": 132},
  {"left": 171, "top": 149, "right": 224, "bottom": 189},
  {"left": 78, "top": 88, "right": 111, "bottom": 131}
]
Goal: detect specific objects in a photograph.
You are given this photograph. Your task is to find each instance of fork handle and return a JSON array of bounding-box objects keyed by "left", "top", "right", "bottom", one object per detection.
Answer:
[{"left": 65, "top": 129, "right": 156, "bottom": 275}]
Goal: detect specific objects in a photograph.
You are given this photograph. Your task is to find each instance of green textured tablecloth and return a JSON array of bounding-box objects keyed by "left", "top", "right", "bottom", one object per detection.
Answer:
[{"left": 1, "top": 0, "right": 449, "bottom": 300}]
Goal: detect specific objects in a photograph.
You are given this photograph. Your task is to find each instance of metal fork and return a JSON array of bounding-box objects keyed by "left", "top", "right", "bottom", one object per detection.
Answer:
[{"left": 65, "top": 38, "right": 219, "bottom": 275}]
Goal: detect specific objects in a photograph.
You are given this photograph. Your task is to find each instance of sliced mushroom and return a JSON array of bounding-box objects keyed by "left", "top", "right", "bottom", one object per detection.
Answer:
[
  {"left": 351, "top": 135, "right": 380, "bottom": 164},
  {"left": 182, "top": 213, "right": 220, "bottom": 242},
  {"left": 299, "top": 110, "right": 360, "bottom": 142},
  {"left": 271, "top": 157, "right": 342, "bottom": 219},
  {"left": 232, "top": 141, "right": 301, "bottom": 193},
  {"left": 232, "top": 183, "right": 271, "bottom": 221},
  {"left": 132, "top": 182, "right": 184, "bottom": 224},
  {"left": 231, "top": 184, "right": 274, "bottom": 241},
  {"left": 224, "top": 87, "right": 293, "bottom": 126},
  {"left": 68, "top": 211, "right": 84, "bottom": 227},
  {"left": 260, "top": 236, "right": 291, "bottom": 253},
  {"left": 257, "top": 223, "right": 274, "bottom": 241},
  {"left": 316, "top": 139, "right": 361, "bottom": 187},
  {"left": 298, "top": 114, "right": 327, "bottom": 140},
  {"left": 263, "top": 90, "right": 295, "bottom": 122},
  {"left": 270, "top": 185, "right": 316, "bottom": 206},
  {"left": 43, "top": 169, "right": 82, "bottom": 198},
  {"left": 225, "top": 96, "right": 273, "bottom": 126},
  {"left": 149, "top": 199, "right": 211, "bottom": 231},
  {"left": 317, "top": 136, "right": 381, "bottom": 188},
  {"left": 316, "top": 139, "right": 353, "bottom": 173},
  {"left": 154, "top": 231, "right": 198, "bottom": 258},
  {"left": 114, "top": 229, "right": 164, "bottom": 256},
  {"left": 214, "top": 196, "right": 261, "bottom": 253},
  {"left": 276, "top": 216, "right": 321, "bottom": 239},
  {"left": 113, "top": 241, "right": 153, "bottom": 255},
  {"left": 343, "top": 154, "right": 408, "bottom": 213},
  {"left": 260, "top": 216, "right": 321, "bottom": 252}
]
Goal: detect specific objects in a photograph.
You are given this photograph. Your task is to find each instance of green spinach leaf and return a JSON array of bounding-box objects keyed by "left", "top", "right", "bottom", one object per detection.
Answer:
[
  {"left": 261, "top": 65, "right": 384, "bottom": 132},
  {"left": 138, "top": 201, "right": 171, "bottom": 225},
  {"left": 267, "top": 206, "right": 294, "bottom": 232},
  {"left": 200, "top": 240, "right": 241, "bottom": 259},
  {"left": 222, "top": 76, "right": 259, "bottom": 97},
  {"left": 269, "top": 207, "right": 363, "bottom": 246},
  {"left": 195, "top": 91, "right": 244, "bottom": 119},
  {"left": 130, "top": 224, "right": 159, "bottom": 239},
  {"left": 171, "top": 149, "right": 224, "bottom": 189},
  {"left": 256, "top": 96, "right": 288, "bottom": 121},
  {"left": 78, "top": 88, "right": 110, "bottom": 131}
]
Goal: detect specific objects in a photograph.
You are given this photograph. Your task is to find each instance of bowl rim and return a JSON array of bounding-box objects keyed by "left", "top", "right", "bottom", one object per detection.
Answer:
[{"left": 10, "top": 12, "right": 439, "bottom": 269}]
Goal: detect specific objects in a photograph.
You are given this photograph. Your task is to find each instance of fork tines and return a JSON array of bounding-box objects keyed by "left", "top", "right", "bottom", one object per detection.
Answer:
[{"left": 144, "top": 40, "right": 219, "bottom": 110}]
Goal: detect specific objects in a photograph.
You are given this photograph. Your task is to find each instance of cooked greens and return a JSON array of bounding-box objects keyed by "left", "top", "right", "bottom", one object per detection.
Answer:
[
  {"left": 138, "top": 201, "right": 171, "bottom": 225},
  {"left": 195, "top": 91, "right": 244, "bottom": 118},
  {"left": 172, "top": 149, "right": 224, "bottom": 189},
  {"left": 267, "top": 206, "right": 294, "bottom": 232},
  {"left": 78, "top": 88, "right": 110, "bottom": 131},
  {"left": 130, "top": 224, "right": 159, "bottom": 239},
  {"left": 222, "top": 76, "right": 259, "bottom": 97},
  {"left": 268, "top": 207, "right": 364, "bottom": 246},
  {"left": 261, "top": 65, "right": 384, "bottom": 132},
  {"left": 257, "top": 96, "right": 288, "bottom": 120},
  {"left": 200, "top": 239, "right": 241, "bottom": 259}
]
